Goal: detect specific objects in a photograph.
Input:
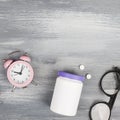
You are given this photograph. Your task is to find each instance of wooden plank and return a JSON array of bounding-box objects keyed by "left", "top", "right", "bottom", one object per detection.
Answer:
[{"left": 0, "top": 0, "right": 120, "bottom": 119}]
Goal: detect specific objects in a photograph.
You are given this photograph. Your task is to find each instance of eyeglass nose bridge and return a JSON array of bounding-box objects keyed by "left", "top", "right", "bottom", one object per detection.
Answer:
[{"left": 108, "top": 93, "right": 118, "bottom": 110}]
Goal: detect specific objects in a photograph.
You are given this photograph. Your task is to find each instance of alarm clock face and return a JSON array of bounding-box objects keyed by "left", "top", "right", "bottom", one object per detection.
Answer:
[{"left": 7, "top": 60, "right": 34, "bottom": 88}]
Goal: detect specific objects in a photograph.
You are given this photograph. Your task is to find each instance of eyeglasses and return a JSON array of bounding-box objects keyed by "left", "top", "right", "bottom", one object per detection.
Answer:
[{"left": 89, "top": 67, "right": 120, "bottom": 120}]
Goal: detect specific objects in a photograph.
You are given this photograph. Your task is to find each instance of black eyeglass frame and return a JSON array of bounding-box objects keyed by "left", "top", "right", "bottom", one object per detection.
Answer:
[{"left": 89, "top": 67, "right": 120, "bottom": 120}]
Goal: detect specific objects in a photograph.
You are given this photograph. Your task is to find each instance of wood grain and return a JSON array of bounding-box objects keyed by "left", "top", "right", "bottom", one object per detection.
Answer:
[{"left": 0, "top": 0, "right": 120, "bottom": 120}]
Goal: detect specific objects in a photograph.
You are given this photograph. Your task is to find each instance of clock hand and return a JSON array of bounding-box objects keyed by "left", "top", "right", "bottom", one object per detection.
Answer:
[
  {"left": 20, "top": 65, "right": 25, "bottom": 75},
  {"left": 13, "top": 71, "right": 21, "bottom": 75},
  {"left": 12, "top": 66, "right": 24, "bottom": 75},
  {"left": 13, "top": 71, "right": 21, "bottom": 74}
]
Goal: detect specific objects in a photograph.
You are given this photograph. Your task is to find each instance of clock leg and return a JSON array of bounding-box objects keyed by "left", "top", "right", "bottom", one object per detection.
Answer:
[
  {"left": 23, "top": 86, "right": 27, "bottom": 89},
  {"left": 31, "top": 80, "right": 38, "bottom": 86},
  {"left": 11, "top": 86, "right": 16, "bottom": 92}
]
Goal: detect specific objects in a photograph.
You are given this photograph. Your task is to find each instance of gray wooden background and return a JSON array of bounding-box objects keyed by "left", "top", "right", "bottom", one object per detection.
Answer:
[{"left": 0, "top": 0, "right": 120, "bottom": 120}]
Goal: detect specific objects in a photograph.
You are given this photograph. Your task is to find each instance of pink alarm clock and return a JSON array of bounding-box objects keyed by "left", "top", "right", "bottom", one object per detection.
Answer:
[{"left": 4, "top": 54, "right": 34, "bottom": 88}]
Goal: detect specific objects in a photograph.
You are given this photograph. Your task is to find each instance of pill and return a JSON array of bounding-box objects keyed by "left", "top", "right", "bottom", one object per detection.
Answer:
[
  {"left": 79, "top": 64, "right": 85, "bottom": 70},
  {"left": 86, "top": 73, "right": 92, "bottom": 79}
]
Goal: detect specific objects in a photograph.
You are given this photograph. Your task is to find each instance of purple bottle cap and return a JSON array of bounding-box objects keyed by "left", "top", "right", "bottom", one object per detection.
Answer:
[{"left": 58, "top": 71, "right": 85, "bottom": 82}]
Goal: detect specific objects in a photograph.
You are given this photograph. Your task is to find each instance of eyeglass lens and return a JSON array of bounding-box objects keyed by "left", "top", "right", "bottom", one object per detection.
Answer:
[
  {"left": 101, "top": 72, "right": 119, "bottom": 95},
  {"left": 90, "top": 103, "right": 110, "bottom": 120}
]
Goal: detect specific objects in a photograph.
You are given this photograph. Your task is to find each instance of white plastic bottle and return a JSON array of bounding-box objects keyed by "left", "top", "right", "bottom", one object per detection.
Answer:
[{"left": 50, "top": 71, "right": 85, "bottom": 116}]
